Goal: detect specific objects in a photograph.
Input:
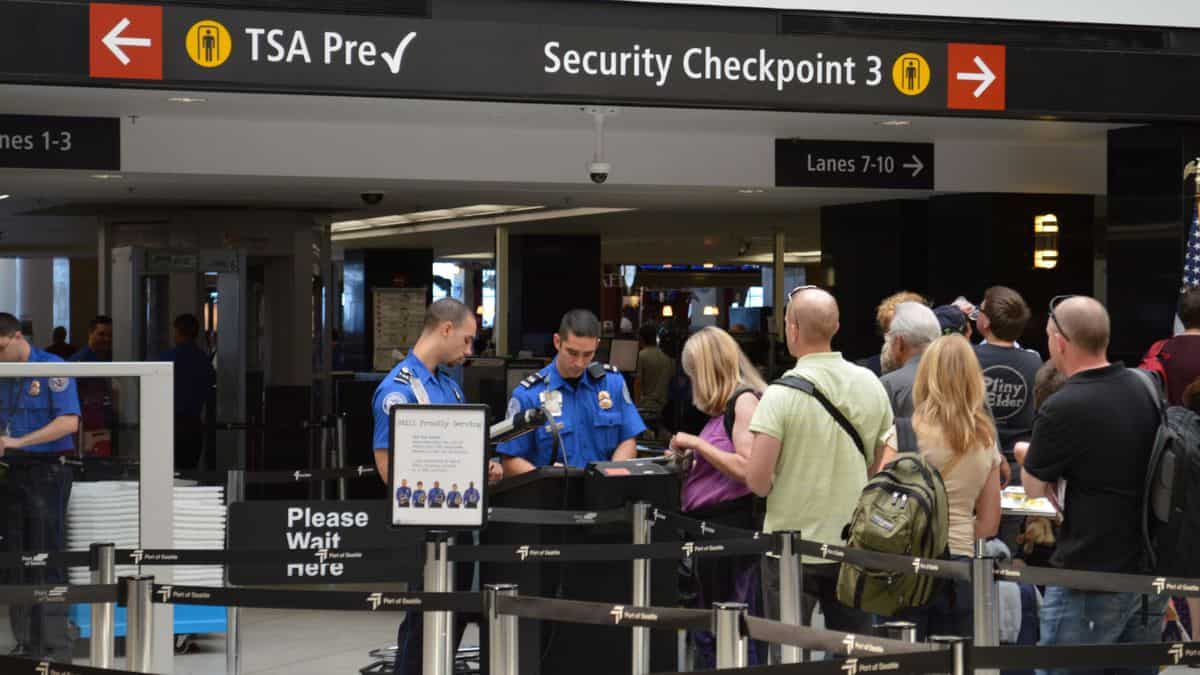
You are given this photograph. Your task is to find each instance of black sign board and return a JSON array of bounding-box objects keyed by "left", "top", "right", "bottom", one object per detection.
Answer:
[
  {"left": 776, "top": 139, "right": 934, "bottom": 190},
  {"left": 228, "top": 500, "right": 422, "bottom": 585},
  {"left": 0, "top": 115, "right": 120, "bottom": 170}
]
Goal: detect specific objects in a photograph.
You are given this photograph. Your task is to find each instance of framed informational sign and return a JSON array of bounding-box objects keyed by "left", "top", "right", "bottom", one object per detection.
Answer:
[{"left": 388, "top": 404, "right": 489, "bottom": 529}]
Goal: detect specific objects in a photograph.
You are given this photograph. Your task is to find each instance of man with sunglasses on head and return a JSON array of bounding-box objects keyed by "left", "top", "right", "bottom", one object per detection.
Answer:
[
  {"left": 0, "top": 313, "right": 80, "bottom": 660},
  {"left": 745, "top": 286, "right": 893, "bottom": 640},
  {"left": 1016, "top": 296, "right": 1165, "bottom": 673}
]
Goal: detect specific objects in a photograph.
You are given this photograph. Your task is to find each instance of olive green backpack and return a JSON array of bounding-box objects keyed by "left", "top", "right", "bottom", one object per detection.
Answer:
[{"left": 836, "top": 417, "right": 952, "bottom": 616}]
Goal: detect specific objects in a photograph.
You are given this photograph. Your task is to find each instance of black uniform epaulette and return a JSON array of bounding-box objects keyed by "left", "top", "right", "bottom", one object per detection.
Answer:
[
  {"left": 394, "top": 367, "right": 413, "bottom": 384},
  {"left": 587, "top": 362, "right": 620, "bottom": 380},
  {"left": 520, "top": 373, "right": 545, "bottom": 389}
]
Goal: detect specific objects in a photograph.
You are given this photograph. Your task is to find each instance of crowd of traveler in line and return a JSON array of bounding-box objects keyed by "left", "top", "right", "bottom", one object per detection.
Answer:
[{"left": 646, "top": 285, "right": 1200, "bottom": 675}]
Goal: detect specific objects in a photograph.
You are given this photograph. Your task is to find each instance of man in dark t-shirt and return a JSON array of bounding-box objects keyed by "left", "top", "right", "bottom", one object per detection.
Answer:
[
  {"left": 1146, "top": 288, "right": 1200, "bottom": 405},
  {"left": 975, "top": 286, "right": 1042, "bottom": 486},
  {"left": 1019, "top": 296, "right": 1165, "bottom": 670}
]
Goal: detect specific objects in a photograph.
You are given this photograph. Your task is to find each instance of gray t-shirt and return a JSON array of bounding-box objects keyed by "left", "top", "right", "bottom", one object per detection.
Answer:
[
  {"left": 880, "top": 354, "right": 921, "bottom": 418},
  {"left": 975, "top": 343, "right": 1043, "bottom": 456}
]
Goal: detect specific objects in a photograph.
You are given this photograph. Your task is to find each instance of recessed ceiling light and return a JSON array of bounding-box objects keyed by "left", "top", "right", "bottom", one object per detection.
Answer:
[
  {"left": 168, "top": 96, "right": 207, "bottom": 104},
  {"left": 878, "top": 120, "right": 912, "bottom": 127},
  {"left": 0, "top": 195, "right": 9, "bottom": 201},
  {"left": 737, "top": 189, "right": 765, "bottom": 194},
  {"left": 90, "top": 174, "right": 123, "bottom": 180}
]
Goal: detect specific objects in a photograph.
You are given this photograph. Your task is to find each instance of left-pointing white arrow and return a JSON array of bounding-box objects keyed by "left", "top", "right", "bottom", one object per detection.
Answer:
[
  {"left": 102, "top": 17, "right": 152, "bottom": 66},
  {"left": 955, "top": 55, "right": 996, "bottom": 98},
  {"left": 902, "top": 155, "right": 925, "bottom": 178}
]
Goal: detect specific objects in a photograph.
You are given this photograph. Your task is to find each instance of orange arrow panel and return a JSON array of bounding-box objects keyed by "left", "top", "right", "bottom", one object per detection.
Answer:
[
  {"left": 89, "top": 3, "right": 163, "bottom": 80},
  {"left": 947, "top": 43, "right": 1005, "bottom": 111}
]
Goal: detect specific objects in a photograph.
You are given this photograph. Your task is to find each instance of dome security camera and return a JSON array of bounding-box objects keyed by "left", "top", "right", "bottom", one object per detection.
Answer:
[
  {"left": 588, "top": 161, "right": 611, "bottom": 184},
  {"left": 360, "top": 191, "right": 384, "bottom": 206}
]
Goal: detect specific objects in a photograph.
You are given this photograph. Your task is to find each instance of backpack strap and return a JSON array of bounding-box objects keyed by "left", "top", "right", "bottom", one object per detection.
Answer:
[
  {"left": 722, "top": 387, "right": 760, "bottom": 442},
  {"left": 771, "top": 375, "right": 867, "bottom": 463},
  {"left": 1131, "top": 367, "right": 1168, "bottom": 421}
]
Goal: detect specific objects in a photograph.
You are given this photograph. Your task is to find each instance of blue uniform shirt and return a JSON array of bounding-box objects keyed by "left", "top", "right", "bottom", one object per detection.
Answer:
[
  {"left": 464, "top": 485, "right": 480, "bottom": 508},
  {"left": 413, "top": 489, "right": 427, "bottom": 507},
  {"left": 0, "top": 347, "right": 82, "bottom": 453},
  {"left": 371, "top": 352, "right": 464, "bottom": 451},
  {"left": 447, "top": 490, "right": 463, "bottom": 508},
  {"left": 396, "top": 486, "right": 412, "bottom": 507},
  {"left": 159, "top": 343, "right": 215, "bottom": 419},
  {"left": 496, "top": 359, "right": 646, "bottom": 468}
]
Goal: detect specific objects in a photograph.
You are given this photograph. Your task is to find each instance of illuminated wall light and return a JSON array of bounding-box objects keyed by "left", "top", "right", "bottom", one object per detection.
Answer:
[
  {"left": 476, "top": 305, "right": 485, "bottom": 316},
  {"left": 703, "top": 305, "right": 720, "bottom": 316},
  {"left": 661, "top": 306, "right": 674, "bottom": 317},
  {"left": 1033, "top": 214, "right": 1060, "bottom": 270},
  {"left": 702, "top": 263, "right": 715, "bottom": 269}
]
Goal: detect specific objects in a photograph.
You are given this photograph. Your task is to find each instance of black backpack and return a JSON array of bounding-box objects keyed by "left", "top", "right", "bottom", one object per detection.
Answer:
[{"left": 1133, "top": 369, "right": 1200, "bottom": 577}]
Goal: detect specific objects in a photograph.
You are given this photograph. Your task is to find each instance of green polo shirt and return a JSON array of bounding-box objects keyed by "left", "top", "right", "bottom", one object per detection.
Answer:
[{"left": 749, "top": 352, "right": 893, "bottom": 563}]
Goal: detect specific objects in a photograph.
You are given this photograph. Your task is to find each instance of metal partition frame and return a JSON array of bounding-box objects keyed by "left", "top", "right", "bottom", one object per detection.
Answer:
[{"left": 0, "top": 361, "right": 175, "bottom": 674}]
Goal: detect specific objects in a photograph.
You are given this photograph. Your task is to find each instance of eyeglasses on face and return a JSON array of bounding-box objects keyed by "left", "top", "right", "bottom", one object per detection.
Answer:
[{"left": 1048, "top": 294, "right": 1076, "bottom": 342}]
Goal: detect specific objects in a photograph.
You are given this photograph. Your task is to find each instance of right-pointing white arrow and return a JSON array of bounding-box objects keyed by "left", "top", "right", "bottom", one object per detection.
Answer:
[
  {"left": 903, "top": 155, "right": 925, "bottom": 178},
  {"left": 955, "top": 55, "right": 996, "bottom": 98},
  {"left": 101, "top": 17, "right": 153, "bottom": 66}
]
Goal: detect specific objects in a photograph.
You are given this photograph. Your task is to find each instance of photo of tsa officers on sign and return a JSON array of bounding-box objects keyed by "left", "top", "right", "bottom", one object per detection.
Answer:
[{"left": 388, "top": 405, "right": 488, "bottom": 528}]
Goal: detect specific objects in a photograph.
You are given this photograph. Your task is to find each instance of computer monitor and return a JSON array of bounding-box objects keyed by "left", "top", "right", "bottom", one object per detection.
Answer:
[{"left": 609, "top": 339, "right": 639, "bottom": 372}]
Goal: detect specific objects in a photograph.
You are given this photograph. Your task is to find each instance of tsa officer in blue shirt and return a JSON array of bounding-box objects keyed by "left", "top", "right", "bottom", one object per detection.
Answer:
[
  {"left": 497, "top": 309, "right": 646, "bottom": 476},
  {"left": 369, "top": 298, "right": 483, "bottom": 675},
  {"left": 0, "top": 313, "right": 81, "bottom": 660}
]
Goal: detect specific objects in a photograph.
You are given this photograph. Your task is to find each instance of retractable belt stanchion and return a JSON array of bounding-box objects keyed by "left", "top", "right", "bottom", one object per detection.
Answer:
[
  {"left": 631, "top": 502, "right": 653, "bottom": 675},
  {"left": 485, "top": 584, "right": 518, "bottom": 675},
  {"left": 777, "top": 531, "right": 804, "bottom": 664},
  {"left": 971, "top": 538, "right": 999, "bottom": 675},
  {"left": 677, "top": 629, "right": 691, "bottom": 673},
  {"left": 226, "top": 469, "right": 246, "bottom": 675},
  {"left": 714, "top": 602, "right": 749, "bottom": 669},
  {"left": 335, "top": 413, "right": 348, "bottom": 501},
  {"left": 878, "top": 620, "right": 918, "bottom": 643},
  {"left": 89, "top": 543, "right": 116, "bottom": 668},
  {"left": 931, "top": 636, "right": 969, "bottom": 675},
  {"left": 124, "top": 576, "right": 155, "bottom": 673},
  {"left": 423, "top": 531, "right": 454, "bottom": 675}
]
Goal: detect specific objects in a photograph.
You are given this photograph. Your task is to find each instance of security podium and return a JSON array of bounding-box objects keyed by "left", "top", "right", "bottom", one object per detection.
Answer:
[{"left": 481, "top": 463, "right": 680, "bottom": 675}]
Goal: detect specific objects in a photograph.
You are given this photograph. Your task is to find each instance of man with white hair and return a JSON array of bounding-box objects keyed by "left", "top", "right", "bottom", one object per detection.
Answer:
[{"left": 879, "top": 301, "right": 942, "bottom": 417}]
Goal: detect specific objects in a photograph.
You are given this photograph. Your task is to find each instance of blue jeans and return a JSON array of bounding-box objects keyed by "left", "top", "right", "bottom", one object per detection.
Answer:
[{"left": 1038, "top": 586, "right": 1168, "bottom": 675}]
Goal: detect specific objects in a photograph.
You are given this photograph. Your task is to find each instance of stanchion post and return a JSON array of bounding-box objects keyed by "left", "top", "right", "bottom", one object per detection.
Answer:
[
  {"left": 631, "top": 502, "right": 653, "bottom": 675},
  {"left": 423, "top": 531, "right": 454, "bottom": 675},
  {"left": 877, "top": 621, "right": 918, "bottom": 643},
  {"left": 124, "top": 576, "right": 155, "bottom": 673},
  {"left": 714, "top": 602, "right": 749, "bottom": 669},
  {"left": 971, "top": 538, "right": 999, "bottom": 675},
  {"left": 89, "top": 543, "right": 116, "bottom": 669},
  {"left": 930, "top": 636, "right": 969, "bottom": 675},
  {"left": 677, "top": 629, "right": 691, "bottom": 673},
  {"left": 226, "top": 469, "right": 246, "bottom": 675},
  {"left": 335, "top": 413, "right": 348, "bottom": 501},
  {"left": 317, "top": 415, "right": 330, "bottom": 500},
  {"left": 778, "top": 531, "right": 804, "bottom": 664},
  {"left": 485, "top": 584, "right": 518, "bottom": 675}
]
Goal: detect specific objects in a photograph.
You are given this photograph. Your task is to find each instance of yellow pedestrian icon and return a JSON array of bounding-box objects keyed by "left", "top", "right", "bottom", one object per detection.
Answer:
[
  {"left": 892, "top": 52, "right": 930, "bottom": 96},
  {"left": 185, "top": 20, "right": 232, "bottom": 68}
]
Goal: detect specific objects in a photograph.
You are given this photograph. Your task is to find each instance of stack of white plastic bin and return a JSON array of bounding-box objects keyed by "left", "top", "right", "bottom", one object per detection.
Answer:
[{"left": 67, "top": 481, "right": 226, "bottom": 587}]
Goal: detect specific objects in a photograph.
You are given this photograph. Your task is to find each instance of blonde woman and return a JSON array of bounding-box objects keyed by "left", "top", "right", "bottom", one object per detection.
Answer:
[
  {"left": 874, "top": 334, "right": 1003, "bottom": 639},
  {"left": 668, "top": 326, "right": 766, "bottom": 667}
]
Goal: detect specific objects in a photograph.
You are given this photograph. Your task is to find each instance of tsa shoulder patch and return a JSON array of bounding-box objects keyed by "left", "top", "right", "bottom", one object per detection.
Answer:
[
  {"left": 49, "top": 377, "right": 69, "bottom": 393},
  {"left": 506, "top": 397, "right": 521, "bottom": 418},
  {"left": 381, "top": 391, "right": 408, "bottom": 414}
]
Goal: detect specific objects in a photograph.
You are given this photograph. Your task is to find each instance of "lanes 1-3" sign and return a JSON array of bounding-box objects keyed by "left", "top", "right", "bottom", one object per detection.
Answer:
[
  {"left": 775, "top": 139, "right": 934, "bottom": 190},
  {"left": 0, "top": 115, "right": 120, "bottom": 171}
]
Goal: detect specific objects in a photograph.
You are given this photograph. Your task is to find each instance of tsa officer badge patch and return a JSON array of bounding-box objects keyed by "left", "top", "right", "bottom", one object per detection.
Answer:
[
  {"left": 27, "top": 380, "right": 41, "bottom": 397},
  {"left": 598, "top": 390, "right": 613, "bottom": 410}
]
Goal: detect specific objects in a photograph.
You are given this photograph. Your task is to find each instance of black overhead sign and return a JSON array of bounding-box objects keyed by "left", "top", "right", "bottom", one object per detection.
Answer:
[
  {"left": 0, "top": 115, "right": 120, "bottom": 171},
  {"left": 776, "top": 139, "right": 934, "bottom": 190},
  {"left": 228, "top": 500, "right": 422, "bottom": 585},
  {"left": 0, "top": 1, "right": 1199, "bottom": 121}
]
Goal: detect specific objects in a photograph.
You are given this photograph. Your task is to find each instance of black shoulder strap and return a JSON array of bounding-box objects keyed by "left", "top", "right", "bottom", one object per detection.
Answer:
[
  {"left": 1131, "top": 367, "right": 1167, "bottom": 422},
  {"left": 722, "top": 387, "right": 760, "bottom": 441},
  {"left": 771, "top": 375, "right": 867, "bottom": 462},
  {"left": 894, "top": 417, "right": 919, "bottom": 455}
]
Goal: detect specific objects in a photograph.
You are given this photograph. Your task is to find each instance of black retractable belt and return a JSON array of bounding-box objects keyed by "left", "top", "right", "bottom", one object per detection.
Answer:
[
  {"left": 797, "top": 539, "right": 972, "bottom": 582},
  {"left": 150, "top": 584, "right": 482, "bottom": 614},
  {"left": 996, "top": 563, "right": 1200, "bottom": 597},
  {"left": 0, "top": 655, "right": 148, "bottom": 675},
  {"left": 973, "top": 642, "right": 1200, "bottom": 670},
  {"left": 496, "top": 595, "right": 711, "bottom": 631},
  {"left": 0, "top": 583, "right": 118, "bottom": 606}
]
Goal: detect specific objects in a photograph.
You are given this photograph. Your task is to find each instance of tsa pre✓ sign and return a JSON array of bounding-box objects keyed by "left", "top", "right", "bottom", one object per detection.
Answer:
[{"left": 388, "top": 404, "right": 488, "bottom": 529}]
